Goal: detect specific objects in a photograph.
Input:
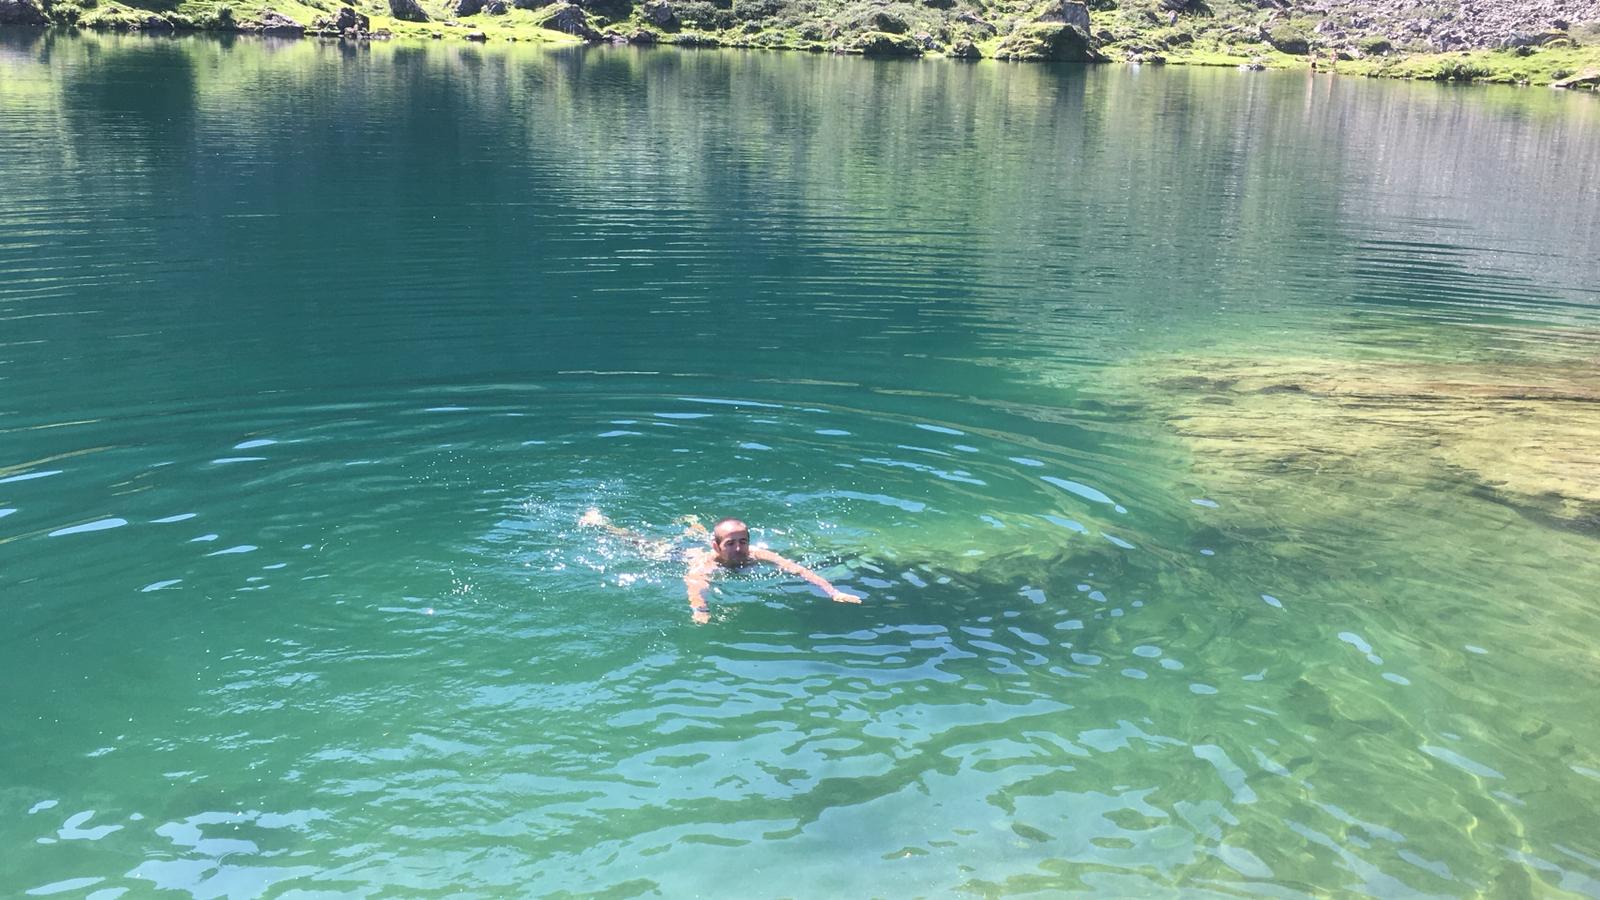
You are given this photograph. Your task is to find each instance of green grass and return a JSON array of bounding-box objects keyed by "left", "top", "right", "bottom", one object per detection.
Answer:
[
  {"left": 47, "top": 0, "right": 583, "bottom": 43},
  {"left": 1342, "top": 45, "right": 1600, "bottom": 86}
]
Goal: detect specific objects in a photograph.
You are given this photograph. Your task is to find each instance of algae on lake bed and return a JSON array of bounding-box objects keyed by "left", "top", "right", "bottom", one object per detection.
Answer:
[{"left": 1117, "top": 351, "right": 1600, "bottom": 532}]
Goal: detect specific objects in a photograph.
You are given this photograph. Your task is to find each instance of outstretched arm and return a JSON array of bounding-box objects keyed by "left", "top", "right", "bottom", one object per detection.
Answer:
[
  {"left": 683, "top": 550, "right": 718, "bottom": 624},
  {"left": 750, "top": 547, "right": 861, "bottom": 604}
]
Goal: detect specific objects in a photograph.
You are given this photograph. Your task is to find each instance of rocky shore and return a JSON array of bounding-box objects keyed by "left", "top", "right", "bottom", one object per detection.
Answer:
[{"left": 2, "top": 0, "right": 1598, "bottom": 83}]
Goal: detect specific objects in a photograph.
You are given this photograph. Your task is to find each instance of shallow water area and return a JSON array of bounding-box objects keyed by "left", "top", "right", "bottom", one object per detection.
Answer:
[{"left": 3, "top": 30, "right": 1600, "bottom": 898}]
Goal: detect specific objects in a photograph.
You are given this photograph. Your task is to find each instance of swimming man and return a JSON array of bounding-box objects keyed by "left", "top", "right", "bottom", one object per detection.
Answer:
[{"left": 578, "top": 510, "right": 860, "bottom": 624}]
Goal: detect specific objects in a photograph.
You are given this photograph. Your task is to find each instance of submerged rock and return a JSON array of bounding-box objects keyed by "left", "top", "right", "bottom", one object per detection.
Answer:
[{"left": 1128, "top": 354, "right": 1600, "bottom": 531}]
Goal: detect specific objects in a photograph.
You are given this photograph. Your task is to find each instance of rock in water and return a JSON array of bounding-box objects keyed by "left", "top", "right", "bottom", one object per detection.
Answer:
[
  {"left": 0, "top": 0, "right": 48, "bottom": 25},
  {"left": 389, "top": 0, "right": 429, "bottom": 22}
]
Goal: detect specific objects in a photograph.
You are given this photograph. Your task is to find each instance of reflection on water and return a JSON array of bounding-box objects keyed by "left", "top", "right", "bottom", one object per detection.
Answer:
[{"left": 2, "top": 30, "right": 1600, "bottom": 898}]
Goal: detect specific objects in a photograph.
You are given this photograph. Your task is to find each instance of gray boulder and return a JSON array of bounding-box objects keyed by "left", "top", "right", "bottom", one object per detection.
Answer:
[
  {"left": 1033, "top": 0, "right": 1089, "bottom": 33},
  {"left": 252, "top": 11, "right": 306, "bottom": 34},
  {"left": 389, "top": 0, "right": 429, "bottom": 22},
  {"left": 453, "top": 0, "right": 483, "bottom": 15},
  {"left": 335, "top": 6, "right": 371, "bottom": 30},
  {"left": 641, "top": 0, "right": 676, "bottom": 28},
  {"left": 948, "top": 39, "right": 980, "bottom": 58},
  {"left": 538, "top": 2, "right": 599, "bottom": 38},
  {"left": 484, "top": 0, "right": 509, "bottom": 13},
  {"left": 0, "top": 0, "right": 48, "bottom": 26},
  {"left": 992, "top": 22, "right": 1100, "bottom": 60},
  {"left": 864, "top": 10, "right": 908, "bottom": 33},
  {"left": 1552, "top": 68, "right": 1600, "bottom": 89},
  {"left": 855, "top": 30, "right": 922, "bottom": 55},
  {"left": 955, "top": 11, "right": 995, "bottom": 36}
]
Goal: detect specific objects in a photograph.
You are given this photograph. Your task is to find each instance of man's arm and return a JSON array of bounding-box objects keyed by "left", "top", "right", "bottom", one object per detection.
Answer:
[
  {"left": 684, "top": 550, "right": 718, "bottom": 624},
  {"left": 750, "top": 547, "right": 861, "bottom": 604}
]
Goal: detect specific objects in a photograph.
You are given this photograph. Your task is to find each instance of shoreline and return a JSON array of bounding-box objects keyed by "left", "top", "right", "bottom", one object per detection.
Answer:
[{"left": 2, "top": 18, "right": 1597, "bottom": 90}]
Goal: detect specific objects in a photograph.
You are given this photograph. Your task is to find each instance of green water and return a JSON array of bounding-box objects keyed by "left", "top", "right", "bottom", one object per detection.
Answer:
[{"left": 3, "top": 30, "right": 1600, "bottom": 897}]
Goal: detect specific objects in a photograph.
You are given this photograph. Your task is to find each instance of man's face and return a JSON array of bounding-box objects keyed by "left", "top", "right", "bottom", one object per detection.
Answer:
[{"left": 712, "top": 522, "right": 750, "bottom": 566}]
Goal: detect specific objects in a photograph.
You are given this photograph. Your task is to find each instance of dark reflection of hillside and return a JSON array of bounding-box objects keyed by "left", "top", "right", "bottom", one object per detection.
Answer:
[
  {"left": 6, "top": 36, "right": 1600, "bottom": 417},
  {"left": 58, "top": 32, "right": 200, "bottom": 164}
]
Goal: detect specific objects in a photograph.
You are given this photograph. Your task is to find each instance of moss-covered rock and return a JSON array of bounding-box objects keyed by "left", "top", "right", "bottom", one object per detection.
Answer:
[
  {"left": 532, "top": 1, "right": 599, "bottom": 38},
  {"left": 948, "top": 38, "right": 981, "bottom": 57},
  {"left": 993, "top": 23, "right": 1101, "bottom": 60},
  {"left": 1266, "top": 23, "right": 1309, "bottom": 54},
  {"left": 854, "top": 30, "right": 922, "bottom": 55}
]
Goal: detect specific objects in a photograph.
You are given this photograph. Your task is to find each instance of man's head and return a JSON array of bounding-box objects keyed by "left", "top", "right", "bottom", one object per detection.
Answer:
[{"left": 711, "top": 517, "right": 751, "bottom": 566}]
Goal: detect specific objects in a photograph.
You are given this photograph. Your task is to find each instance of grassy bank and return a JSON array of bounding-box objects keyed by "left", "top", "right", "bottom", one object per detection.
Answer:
[{"left": 1103, "top": 42, "right": 1600, "bottom": 87}]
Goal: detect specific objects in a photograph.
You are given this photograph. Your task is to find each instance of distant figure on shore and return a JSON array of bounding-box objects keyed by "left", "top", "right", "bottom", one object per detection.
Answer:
[{"left": 578, "top": 509, "right": 861, "bottom": 624}]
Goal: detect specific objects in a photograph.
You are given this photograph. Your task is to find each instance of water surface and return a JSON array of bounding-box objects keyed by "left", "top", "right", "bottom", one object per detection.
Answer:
[{"left": 3, "top": 31, "right": 1600, "bottom": 897}]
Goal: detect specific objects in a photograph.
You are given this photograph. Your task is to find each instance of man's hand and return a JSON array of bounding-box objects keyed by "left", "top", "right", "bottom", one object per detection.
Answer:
[
  {"left": 691, "top": 606, "right": 711, "bottom": 624},
  {"left": 830, "top": 591, "right": 861, "bottom": 604}
]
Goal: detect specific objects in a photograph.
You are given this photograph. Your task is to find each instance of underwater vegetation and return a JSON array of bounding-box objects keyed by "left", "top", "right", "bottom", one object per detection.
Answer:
[{"left": 1124, "top": 352, "right": 1600, "bottom": 532}]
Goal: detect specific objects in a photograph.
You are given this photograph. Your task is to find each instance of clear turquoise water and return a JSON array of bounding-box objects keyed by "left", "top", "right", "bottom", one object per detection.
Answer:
[{"left": 3, "top": 31, "right": 1600, "bottom": 897}]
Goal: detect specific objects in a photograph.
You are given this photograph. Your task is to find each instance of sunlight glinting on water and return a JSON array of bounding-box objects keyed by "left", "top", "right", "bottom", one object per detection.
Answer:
[{"left": 2, "top": 31, "right": 1600, "bottom": 898}]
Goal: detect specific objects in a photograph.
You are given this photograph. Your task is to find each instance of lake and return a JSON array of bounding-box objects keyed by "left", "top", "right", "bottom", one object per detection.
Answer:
[{"left": 2, "top": 30, "right": 1599, "bottom": 897}]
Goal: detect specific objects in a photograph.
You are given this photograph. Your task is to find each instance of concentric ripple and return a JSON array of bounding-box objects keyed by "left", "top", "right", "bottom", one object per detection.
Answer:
[{"left": 4, "top": 31, "right": 1600, "bottom": 899}]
